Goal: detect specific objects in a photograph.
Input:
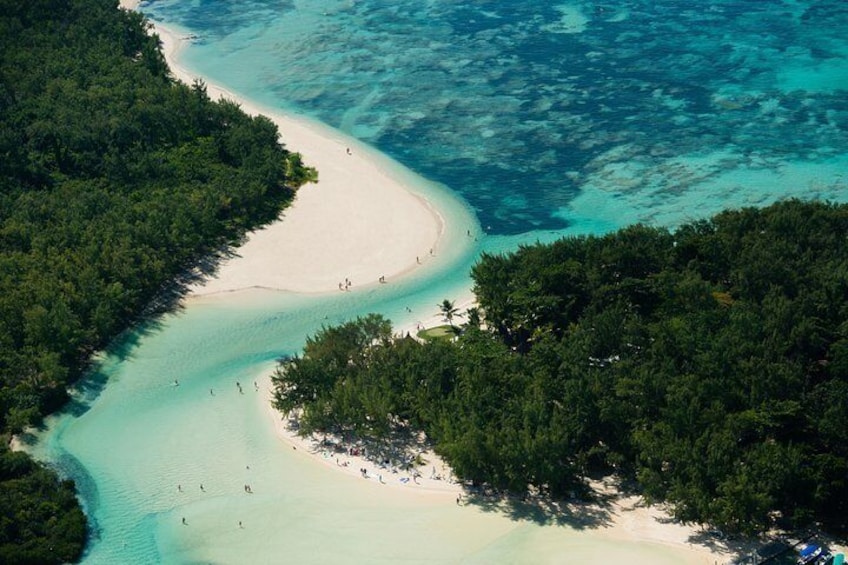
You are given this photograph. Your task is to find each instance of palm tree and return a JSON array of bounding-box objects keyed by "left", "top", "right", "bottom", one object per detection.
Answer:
[
  {"left": 465, "top": 306, "right": 482, "bottom": 328},
  {"left": 438, "top": 299, "right": 460, "bottom": 326}
]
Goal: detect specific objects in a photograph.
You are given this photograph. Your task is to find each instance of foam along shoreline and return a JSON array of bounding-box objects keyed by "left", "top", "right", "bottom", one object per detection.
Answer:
[{"left": 126, "top": 3, "right": 468, "bottom": 298}]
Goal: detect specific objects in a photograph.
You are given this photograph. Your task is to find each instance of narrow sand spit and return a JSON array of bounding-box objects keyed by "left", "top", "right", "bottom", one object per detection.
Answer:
[
  {"left": 111, "top": 3, "right": 845, "bottom": 563},
  {"left": 127, "top": 6, "right": 447, "bottom": 297}
]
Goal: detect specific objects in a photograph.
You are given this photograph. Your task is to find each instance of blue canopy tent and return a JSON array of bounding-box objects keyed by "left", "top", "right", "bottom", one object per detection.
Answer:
[{"left": 799, "top": 544, "right": 823, "bottom": 564}]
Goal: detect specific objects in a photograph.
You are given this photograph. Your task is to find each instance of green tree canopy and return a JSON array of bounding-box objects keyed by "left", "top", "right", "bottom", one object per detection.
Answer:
[
  {"left": 0, "top": 0, "right": 315, "bottom": 559},
  {"left": 275, "top": 200, "right": 848, "bottom": 535}
]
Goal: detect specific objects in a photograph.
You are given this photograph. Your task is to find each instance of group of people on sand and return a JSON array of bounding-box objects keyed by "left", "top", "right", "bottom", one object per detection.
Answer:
[
  {"left": 339, "top": 275, "right": 392, "bottom": 289},
  {"left": 316, "top": 438, "right": 462, "bottom": 491}
]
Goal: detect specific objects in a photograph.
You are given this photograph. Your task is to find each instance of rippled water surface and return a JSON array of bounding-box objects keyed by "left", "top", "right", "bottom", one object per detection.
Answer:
[
  {"left": 25, "top": 1, "right": 848, "bottom": 562},
  {"left": 144, "top": 0, "right": 848, "bottom": 235}
]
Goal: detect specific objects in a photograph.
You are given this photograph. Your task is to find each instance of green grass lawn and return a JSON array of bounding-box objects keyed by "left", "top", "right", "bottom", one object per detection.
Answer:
[{"left": 417, "top": 325, "right": 457, "bottom": 341}]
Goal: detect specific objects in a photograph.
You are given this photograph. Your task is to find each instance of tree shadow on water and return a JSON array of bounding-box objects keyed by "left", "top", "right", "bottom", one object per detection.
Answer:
[
  {"left": 52, "top": 241, "right": 244, "bottom": 422},
  {"left": 142, "top": 240, "right": 244, "bottom": 320}
]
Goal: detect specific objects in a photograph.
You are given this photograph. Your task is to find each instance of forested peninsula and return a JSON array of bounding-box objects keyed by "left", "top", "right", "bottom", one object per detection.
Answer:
[
  {"left": 274, "top": 200, "right": 848, "bottom": 536},
  {"left": 0, "top": 1, "right": 314, "bottom": 561}
]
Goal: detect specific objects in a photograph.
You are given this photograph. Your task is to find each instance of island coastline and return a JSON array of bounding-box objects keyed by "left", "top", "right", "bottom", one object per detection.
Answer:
[
  {"left": 257, "top": 364, "right": 735, "bottom": 564},
  {"left": 122, "top": 0, "right": 464, "bottom": 299},
  {"left": 113, "top": 2, "right": 823, "bottom": 564}
]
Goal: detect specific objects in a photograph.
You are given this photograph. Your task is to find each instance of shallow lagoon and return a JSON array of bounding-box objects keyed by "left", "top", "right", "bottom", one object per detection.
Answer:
[
  {"left": 26, "top": 0, "right": 848, "bottom": 562},
  {"left": 26, "top": 282, "right": 709, "bottom": 563},
  {"left": 144, "top": 0, "right": 848, "bottom": 235}
]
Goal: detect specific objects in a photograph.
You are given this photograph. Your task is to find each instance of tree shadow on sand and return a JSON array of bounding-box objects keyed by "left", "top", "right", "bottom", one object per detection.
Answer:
[
  {"left": 684, "top": 528, "right": 776, "bottom": 564},
  {"left": 279, "top": 417, "right": 843, "bottom": 560},
  {"left": 286, "top": 415, "right": 618, "bottom": 531},
  {"left": 463, "top": 486, "right": 616, "bottom": 530}
]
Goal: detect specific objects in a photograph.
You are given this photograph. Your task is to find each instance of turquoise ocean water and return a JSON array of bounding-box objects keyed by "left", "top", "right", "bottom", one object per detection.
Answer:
[{"left": 23, "top": 1, "right": 848, "bottom": 562}]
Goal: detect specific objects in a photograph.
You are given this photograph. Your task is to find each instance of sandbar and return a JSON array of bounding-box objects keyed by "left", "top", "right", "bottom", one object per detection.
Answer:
[
  {"left": 123, "top": 0, "right": 450, "bottom": 297},
  {"left": 114, "top": 2, "right": 833, "bottom": 563}
]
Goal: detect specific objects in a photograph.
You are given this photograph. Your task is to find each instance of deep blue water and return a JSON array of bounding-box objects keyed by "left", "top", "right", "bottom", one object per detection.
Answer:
[{"left": 143, "top": 0, "right": 848, "bottom": 236}]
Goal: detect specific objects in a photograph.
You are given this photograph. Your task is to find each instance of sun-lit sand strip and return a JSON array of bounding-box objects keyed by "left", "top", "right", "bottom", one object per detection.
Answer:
[
  {"left": 113, "top": 3, "right": 829, "bottom": 564},
  {"left": 122, "top": 1, "right": 449, "bottom": 297},
  {"left": 257, "top": 373, "right": 723, "bottom": 565},
  {"left": 258, "top": 374, "right": 461, "bottom": 497}
]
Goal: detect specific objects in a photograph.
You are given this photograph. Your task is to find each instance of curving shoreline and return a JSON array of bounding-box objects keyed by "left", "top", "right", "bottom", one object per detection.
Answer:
[
  {"left": 122, "top": 1, "right": 461, "bottom": 298},
  {"left": 111, "top": 2, "right": 806, "bottom": 563},
  {"left": 136, "top": 4, "right": 480, "bottom": 496},
  {"left": 259, "top": 374, "right": 462, "bottom": 497}
]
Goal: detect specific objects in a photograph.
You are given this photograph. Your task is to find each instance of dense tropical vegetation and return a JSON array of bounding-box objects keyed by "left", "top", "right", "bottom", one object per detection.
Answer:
[
  {"left": 1, "top": 0, "right": 314, "bottom": 560},
  {"left": 274, "top": 200, "right": 848, "bottom": 535}
]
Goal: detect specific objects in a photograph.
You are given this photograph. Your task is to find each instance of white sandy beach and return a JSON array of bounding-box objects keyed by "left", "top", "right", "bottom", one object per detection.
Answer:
[
  {"left": 123, "top": 0, "right": 472, "bottom": 495},
  {"left": 259, "top": 374, "right": 461, "bottom": 497},
  {"left": 122, "top": 1, "right": 448, "bottom": 297},
  {"left": 255, "top": 372, "right": 729, "bottom": 563},
  {"left": 111, "top": 3, "right": 815, "bottom": 564}
]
